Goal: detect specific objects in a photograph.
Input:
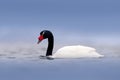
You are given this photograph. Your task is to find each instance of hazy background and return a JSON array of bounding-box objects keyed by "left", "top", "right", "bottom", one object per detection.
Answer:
[{"left": 0, "top": 0, "right": 120, "bottom": 45}]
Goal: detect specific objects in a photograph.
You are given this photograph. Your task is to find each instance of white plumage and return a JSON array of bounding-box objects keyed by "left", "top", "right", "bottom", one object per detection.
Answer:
[{"left": 52, "top": 45, "right": 104, "bottom": 58}]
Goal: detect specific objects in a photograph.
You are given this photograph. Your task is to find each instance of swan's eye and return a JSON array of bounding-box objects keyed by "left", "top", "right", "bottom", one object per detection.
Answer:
[{"left": 42, "top": 32, "right": 45, "bottom": 35}]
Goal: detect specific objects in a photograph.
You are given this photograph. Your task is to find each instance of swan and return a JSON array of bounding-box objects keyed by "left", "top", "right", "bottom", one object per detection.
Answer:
[{"left": 37, "top": 30, "right": 104, "bottom": 58}]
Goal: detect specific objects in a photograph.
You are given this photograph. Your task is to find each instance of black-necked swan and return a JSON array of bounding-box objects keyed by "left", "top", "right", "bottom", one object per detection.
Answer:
[{"left": 37, "top": 30, "right": 104, "bottom": 58}]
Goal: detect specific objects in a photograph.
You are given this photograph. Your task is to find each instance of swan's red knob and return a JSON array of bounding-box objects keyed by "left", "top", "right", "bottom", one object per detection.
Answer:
[
  {"left": 38, "top": 35, "right": 44, "bottom": 41},
  {"left": 37, "top": 35, "right": 44, "bottom": 44}
]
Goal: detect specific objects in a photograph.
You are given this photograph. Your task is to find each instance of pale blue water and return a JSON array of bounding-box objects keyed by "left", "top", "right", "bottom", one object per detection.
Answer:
[
  {"left": 0, "top": 58, "right": 120, "bottom": 80},
  {"left": 0, "top": 36, "right": 120, "bottom": 80}
]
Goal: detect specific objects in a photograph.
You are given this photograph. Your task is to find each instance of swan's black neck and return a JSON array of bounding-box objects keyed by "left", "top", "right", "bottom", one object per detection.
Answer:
[
  {"left": 47, "top": 35, "right": 54, "bottom": 56},
  {"left": 40, "top": 30, "right": 54, "bottom": 56}
]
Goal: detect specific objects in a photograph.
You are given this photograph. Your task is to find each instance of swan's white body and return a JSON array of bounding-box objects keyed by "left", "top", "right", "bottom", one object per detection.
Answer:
[{"left": 52, "top": 45, "right": 104, "bottom": 58}]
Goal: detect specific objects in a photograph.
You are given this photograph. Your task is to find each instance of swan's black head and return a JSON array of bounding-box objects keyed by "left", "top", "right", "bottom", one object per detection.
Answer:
[{"left": 37, "top": 30, "right": 53, "bottom": 44}]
